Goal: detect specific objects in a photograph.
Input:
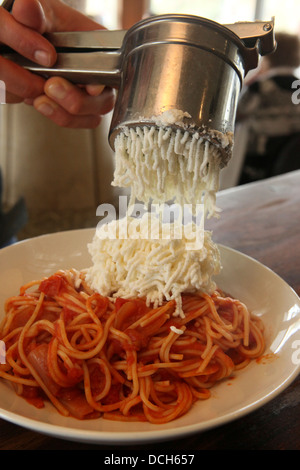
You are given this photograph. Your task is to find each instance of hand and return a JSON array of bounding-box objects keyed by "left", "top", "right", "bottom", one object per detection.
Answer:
[
  {"left": 0, "top": 0, "right": 115, "bottom": 128},
  {"left": 33, "top": 78, "right": 115, "bottom": 129},
  {"left": 0, "top": 0, "right": 56, "bottom": 103}
]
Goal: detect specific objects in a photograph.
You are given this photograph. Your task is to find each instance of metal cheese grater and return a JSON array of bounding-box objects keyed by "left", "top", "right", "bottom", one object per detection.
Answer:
[{"left": 1, "top": 10, "right": 275, "bottom": 162}]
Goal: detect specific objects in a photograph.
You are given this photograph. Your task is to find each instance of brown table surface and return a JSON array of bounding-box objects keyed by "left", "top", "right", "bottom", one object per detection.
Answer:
[{"left": 0, "top": 170, "right": 299, "bottom": 451}]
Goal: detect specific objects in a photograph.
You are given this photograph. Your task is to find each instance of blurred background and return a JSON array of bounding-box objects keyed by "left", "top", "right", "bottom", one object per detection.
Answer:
[{"left": 0, "top": 0, "right": 299, "bottom": 246}]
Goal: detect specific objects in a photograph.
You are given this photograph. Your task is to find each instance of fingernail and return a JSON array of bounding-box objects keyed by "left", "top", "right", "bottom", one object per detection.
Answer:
[
  {"left": 34, "top": 50, "right": 51, "bottom": 67},
  {"left": 47, "top": 83, "right": 67, "bottom": 100},
  {"left": 36, "top": 102, "right": 54, "bottom": 117}
]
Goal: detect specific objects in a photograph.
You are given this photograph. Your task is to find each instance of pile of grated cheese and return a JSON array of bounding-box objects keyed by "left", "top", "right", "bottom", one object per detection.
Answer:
[
  {"left": 86, "top": 213, "right": 221, "bottom": 318},
  {"left": 86, "top": 109, "right": 232, "bottom": 316}
]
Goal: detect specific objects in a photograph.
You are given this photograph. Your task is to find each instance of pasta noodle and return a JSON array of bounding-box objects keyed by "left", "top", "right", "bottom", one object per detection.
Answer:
[{"left": 0, "top": 269, "right": 265, "bottom": 423}]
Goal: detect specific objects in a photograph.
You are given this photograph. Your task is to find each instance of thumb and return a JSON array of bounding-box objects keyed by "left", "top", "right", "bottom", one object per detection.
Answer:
[{"left": 11, "top": 0, "right": 52, "bottom": 33}]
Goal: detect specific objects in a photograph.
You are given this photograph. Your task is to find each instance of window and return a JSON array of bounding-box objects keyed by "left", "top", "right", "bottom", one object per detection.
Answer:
[
  {"left": 63, "top": 0, "right": 120, "bottom": 28},
  {"left": 259, "top": 0, "right": 300, "bottom": 33},
  {"left": 149, "top": 0, "right": 257, "bottom": 23},
  {"left": 150, "top": 0, "right": 300, "bottom": 33}
]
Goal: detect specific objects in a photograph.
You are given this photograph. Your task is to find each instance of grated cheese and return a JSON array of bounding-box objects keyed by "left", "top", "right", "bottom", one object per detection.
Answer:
[
  {"left": 86, "top": 110, "right": 231, "bottom": 315},
  {"left": 86, "top": 213, "right": 221, "bottom": 318},
  {"left": 170, "top": 326, "right": 184, "bottom": 335},
  {"left": 112, "top": 113, "right": 233, "bottom": 218}
]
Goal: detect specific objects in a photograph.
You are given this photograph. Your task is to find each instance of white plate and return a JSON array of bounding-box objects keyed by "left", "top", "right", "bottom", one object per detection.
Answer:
[{"left": 0, "top": 228, "right": 299, "bottom": 445}]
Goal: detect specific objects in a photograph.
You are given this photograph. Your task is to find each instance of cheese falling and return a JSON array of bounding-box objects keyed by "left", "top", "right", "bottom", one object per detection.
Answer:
[
  {"left": 86, "top": 111, "right": 232, "bottom": 315},
  {"left": 112, "top": 123, "right": 233, "bottom": 218},
  {"left": 86, "top": 214, "right": 221, "bottom": 318}
]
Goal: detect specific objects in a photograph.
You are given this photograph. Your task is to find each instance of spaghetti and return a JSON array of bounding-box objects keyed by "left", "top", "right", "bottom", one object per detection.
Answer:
[{"left": 0, "top": 269, "right": 265, "bottom": 423}]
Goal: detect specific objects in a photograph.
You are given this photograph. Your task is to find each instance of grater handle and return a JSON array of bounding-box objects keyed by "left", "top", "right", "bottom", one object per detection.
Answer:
[
  {"left": 1, "top": 49, "right": 123, "bottom": 87},
  {"left": 224, "top": 18, "right": 276, "bottom": 56}
]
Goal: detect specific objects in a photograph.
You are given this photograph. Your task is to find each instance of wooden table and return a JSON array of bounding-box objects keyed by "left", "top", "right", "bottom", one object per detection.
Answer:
[{"left": 0, "top": 171, "right": 299, "bottom": 451}]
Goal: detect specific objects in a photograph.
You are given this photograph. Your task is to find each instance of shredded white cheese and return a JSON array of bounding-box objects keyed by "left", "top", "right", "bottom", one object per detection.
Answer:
[
  {"left": 86, "top": 110, "right": 232, "bottom": 315},
  {"left": 86, "top": 214, "right": 221, "bottom": 318},
  {"left": 112, "top": 112, "right": 233, "bottom": 218},
  {"left": 150, "top": 109, "right": 192, "bottom": 127},
  {"left": 170, "top": 325, "right": 184, "bottom": 335}
]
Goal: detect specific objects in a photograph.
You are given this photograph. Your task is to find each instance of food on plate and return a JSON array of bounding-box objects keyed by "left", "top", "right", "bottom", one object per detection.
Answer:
[
  {"left": 0, "top": 110, "right": 264, "bottom": 424},
  {"left": 0, "top": 269, "right": 265, "bottom": 423}
]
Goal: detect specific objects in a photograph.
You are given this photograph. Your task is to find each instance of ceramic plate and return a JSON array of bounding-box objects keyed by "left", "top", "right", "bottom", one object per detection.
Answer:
[{"left": 0, "top": 229, "right": 299, "bottom": 444}]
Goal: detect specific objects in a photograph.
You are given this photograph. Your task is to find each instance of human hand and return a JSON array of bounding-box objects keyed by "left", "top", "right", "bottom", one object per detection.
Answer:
[
  {"left": 0, "top": 0, "right": 115, "bottom": 128},
  {"left": 0, "top": 0, "right": 56, "bottom": 103}
]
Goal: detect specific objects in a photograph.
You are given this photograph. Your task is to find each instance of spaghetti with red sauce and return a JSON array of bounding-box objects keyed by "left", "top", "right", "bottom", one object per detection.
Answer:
[{"left": 0, "top": 269, "right": 265, "bottom": 423}]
